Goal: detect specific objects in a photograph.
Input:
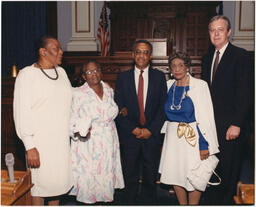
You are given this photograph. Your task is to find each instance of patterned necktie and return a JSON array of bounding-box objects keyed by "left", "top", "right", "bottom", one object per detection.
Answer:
[
  {"left": 212, "top": 50, "right": 220, "bottom": 83},
  {"left": 138, "top": 70, "right": 146, "bottom": 126}
]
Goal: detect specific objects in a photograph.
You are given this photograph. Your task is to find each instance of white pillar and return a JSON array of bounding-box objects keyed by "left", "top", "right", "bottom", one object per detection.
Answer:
[
  {"left": 67, "top": 1, "right": 97, "bottom": 51},
  {"left": 231, "top": 1, "right": 254, "bottom": 51}
]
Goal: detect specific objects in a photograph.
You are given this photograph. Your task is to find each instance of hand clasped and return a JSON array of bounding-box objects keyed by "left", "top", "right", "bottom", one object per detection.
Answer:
[{"left": 132, "top": 127, "right": 152, "bottom": 139}]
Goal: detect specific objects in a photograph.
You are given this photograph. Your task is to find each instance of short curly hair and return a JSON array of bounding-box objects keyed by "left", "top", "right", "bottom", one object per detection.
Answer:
[
  {"left": 82, "top": 60, "right": 101, "bottom": 74},
  {"left": 133, "top": 39, "right": 153, "bottom": 54},
  {"left": 169, "top": 52, "right": 191, "bottom": 69}
]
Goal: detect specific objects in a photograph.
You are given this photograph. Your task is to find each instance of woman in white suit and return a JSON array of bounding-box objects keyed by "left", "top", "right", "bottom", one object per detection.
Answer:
[{"left": 159, "top": 52, "right": 219, "bottom": 205}]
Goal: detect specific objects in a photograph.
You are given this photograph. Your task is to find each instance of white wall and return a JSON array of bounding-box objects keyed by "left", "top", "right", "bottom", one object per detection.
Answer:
[
  {"left": 57, "top": 1, "right": 72, "bottom": 51},
  {"left": 57, "top": 1, "right": 103, "bottom": 52},
  {"left": 223, "top": 1, "right": 236, "bottom": 39}
]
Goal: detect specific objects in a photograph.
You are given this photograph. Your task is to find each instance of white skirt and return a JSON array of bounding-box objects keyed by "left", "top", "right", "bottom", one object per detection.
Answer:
[{"left": 159, "top": 121, "right": 201, "bottom": 191}]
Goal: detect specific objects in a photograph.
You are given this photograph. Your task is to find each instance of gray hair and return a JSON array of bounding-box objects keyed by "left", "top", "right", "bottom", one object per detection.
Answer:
[
  {"left": 82, "top": 60, "right": 101, "bottom": 74},
  {"left": 208, "top": 15, "right": 231, "bottom": 31},
  {"left": 169, "top": 52, "right": 191, "bottom": 68},
  {"left": 132, "top": 39, "right": 153, "bottom": 54}
]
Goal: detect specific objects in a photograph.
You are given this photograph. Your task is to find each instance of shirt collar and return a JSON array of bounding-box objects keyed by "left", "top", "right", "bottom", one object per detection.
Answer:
[
  {"left": 216, "top": 42, "right": 229, "bottom": 55},
  {"left": 135, "top": 65, "right": 149, "bottom": 74}
]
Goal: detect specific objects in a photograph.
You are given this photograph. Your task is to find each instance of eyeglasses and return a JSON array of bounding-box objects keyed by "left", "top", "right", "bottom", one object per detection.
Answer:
[
  {"left": 85, "top": 69, "right": 100, "bottom": 75},
  {"left": 134, "top": 50, "right": 150, "bottom": 55}
]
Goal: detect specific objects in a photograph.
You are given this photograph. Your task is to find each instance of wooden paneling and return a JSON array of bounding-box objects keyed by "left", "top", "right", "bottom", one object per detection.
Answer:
[
  {"left": 185, "top": 12, "right": 211, "bottom": 56},
  {"left": 62, "top": 54, "right": 202, "bottom": 88},
  {"left": 108, "top": 1, "right": 219, "bottom": 56},
  {"left": 1, "top": 77, "right": 26, "bottom": 171}
]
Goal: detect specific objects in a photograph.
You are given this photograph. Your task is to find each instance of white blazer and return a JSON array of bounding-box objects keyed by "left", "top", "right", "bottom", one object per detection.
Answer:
[{"left": 163, "top": 75, "right": 219, "bottom": 155}]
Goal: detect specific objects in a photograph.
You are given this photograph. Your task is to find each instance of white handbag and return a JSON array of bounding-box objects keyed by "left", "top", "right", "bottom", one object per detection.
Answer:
[{"left": 187, "top": 155, "right": 221, "bottom": 192}]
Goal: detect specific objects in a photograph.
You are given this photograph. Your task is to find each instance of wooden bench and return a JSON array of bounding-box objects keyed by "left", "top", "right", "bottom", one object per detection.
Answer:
[{"left": 234, "top": 181, "right": 254, "bottom": 204}]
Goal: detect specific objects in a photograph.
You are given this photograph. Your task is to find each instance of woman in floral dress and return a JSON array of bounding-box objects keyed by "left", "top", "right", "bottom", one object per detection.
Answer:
[{"left": 69, "top": 61, "right": 124, "bottom": 204}]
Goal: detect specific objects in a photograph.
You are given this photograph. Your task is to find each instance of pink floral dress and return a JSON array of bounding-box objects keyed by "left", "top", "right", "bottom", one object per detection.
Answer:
[{"left": 69, "top": 81, "right": 124, "bottom": 203}]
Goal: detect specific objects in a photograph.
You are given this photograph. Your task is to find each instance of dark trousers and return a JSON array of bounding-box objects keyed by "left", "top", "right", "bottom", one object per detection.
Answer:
[
  {"left": 120, "top": 138, "right": 161, "bottom": 204},
  {"left": 204, "top": 139, "right": 245, "bottom": 205}
]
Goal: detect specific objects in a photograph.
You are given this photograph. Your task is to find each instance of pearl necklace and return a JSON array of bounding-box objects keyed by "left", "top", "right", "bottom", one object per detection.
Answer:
[
  {"left": 170, "top": 82, "right": 187, "bottom": 110},
  {"left": 37, "top": 62, "right": 59, "bottom": 80}
]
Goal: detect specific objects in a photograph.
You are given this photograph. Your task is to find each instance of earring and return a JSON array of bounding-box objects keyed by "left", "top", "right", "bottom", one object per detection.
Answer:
[{"left": 187, "top": 69, "right": 190, "bottom": 75}]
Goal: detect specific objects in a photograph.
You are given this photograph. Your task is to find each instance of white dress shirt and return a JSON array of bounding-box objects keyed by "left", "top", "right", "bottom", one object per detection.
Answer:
[
  {"left": 210, "top": 42, "right": 229, "bottom": 83},
  {"left": 134, "top": 66, "right": 149, "bottom": 108}
]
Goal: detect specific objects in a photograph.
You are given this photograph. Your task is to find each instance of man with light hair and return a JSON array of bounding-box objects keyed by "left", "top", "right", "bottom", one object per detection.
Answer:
[{"left": 202, "top": 15, "right": 252, "bottom": 205}]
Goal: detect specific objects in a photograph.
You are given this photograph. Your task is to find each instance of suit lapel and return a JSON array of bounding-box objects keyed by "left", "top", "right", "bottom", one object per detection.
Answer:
[
  {"left": 129, "top": 68, "right": 140, "bottom": 114},
  {"left": 212, "top": 43, "right": 232, "bottom": 84},
  {"left": 206, "top": 49, "right": 215, "bottom": 84},
  {"left": 187, "top": 75, "right": 197, "bottom": 98},
  {"left": 145, "top": 67, "right": 153, "bottom": 115},
  {"left": 216, "top": 43, "right": 232, "bottom": 72}
]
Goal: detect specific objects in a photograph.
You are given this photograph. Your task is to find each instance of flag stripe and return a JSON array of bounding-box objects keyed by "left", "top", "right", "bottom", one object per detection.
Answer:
[{"left": 97, "top": 3, "right": 110, "bottom": 56}]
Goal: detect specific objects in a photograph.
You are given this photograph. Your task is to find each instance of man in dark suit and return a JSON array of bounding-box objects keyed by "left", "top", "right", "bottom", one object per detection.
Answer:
[
  {"left": 114, "top": 40, "right": 167, "bottom": 204},
  {"left": 201, "top": 15, "right": 252, "bottom": 205}
]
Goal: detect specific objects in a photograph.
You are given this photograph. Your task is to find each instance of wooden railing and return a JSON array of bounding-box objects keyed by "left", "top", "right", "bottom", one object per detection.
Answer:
[{"left": 62, "top": 54, "right": 203, "bottom": 88}]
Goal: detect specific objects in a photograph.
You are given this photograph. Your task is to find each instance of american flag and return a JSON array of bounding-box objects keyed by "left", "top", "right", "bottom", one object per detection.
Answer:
[{"left": 97, "top": 3, "right": 110, "bottom": 56}]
